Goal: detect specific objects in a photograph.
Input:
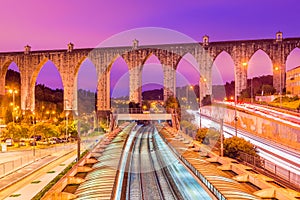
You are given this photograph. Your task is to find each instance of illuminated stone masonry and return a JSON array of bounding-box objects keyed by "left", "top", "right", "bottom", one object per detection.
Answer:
[{"left": 0, "top": 32, "right": 299, "bottom": 113}]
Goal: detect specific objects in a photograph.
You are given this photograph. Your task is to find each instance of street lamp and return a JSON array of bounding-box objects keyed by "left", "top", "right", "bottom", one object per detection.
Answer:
[
  {"left": 231, "top": 95, "right": 238, "bottom": 136},
  {"left": 64, "top": 99, "right": 72, "bottom": 144},
  {"left": 275, "top": 66, "right": 282, "bottom": 108},
  {"left": 186, "top": 85, "right": 194, "bottom": 106},
  {"left": 199, "top": 78, "right": 207, "bottom": 129},
  {"left": 65, "top": 110, "right": 70, "bottom": 142},
  {"left": 32, "top": 112, "right": 36, "bottom": 157},
  {"left": 251, "top": 78, "right": 253, "bottom": 104},
  {"left": 220, "top": 119, "right": 224, "bottom": 157},
  {"left": 242, "top": 62, "right": 253, "bottom": 103},
  {"left": 46, "top": 110, "right": 50, "bottom": 119},
  {"left": 8, "top": 89, "right": 18, "bottom": 124}
]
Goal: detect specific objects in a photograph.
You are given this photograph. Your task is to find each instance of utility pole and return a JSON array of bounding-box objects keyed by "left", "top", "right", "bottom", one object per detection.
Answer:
[
  {"left": 9, "top": 89, "right": 18, "bottom": 124},
  {"left": 77, "top": 120, "right": 81, "bottom": 162},
  {"left": 234, "top": 96, "right": 238, "bottom": 136},
  {"left": 275, "top": 66, "right": 282, "bottom": 108},
  {"left": 199, "top": 84, "right": 202, "bottom": 129},
  {"left": 220, "top": 119, "right": 224, "bottom": 157}
]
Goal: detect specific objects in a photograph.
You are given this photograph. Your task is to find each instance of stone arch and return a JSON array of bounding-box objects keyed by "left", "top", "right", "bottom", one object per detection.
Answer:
[
  {"left": 1, "top": 60, "right": 14, "bottom": 77},
  {"left": 73, "top": 56, "right": 96, "bottom": 112},
  {"left": 247, "top": 48, "right": 273, "bottom": 76},
  {"left": 109, "top": 55, "right": 130, "bottom": 104},
  {"left": 141, "top": 54, "right": 164, "bottom": 95},
  {"left": 176, "top": 53, "right": 200, "bottom": 89},
  {"left": 213, "top": 50, "right": 234, "bottom": 62},
  {"left": 248, "top": 49, "right": 273, "bottom": 77},
  {"left": 0, "top": 61, "right": 22, "bottom": 121},
  {"left": 213, "top": 50, "right": 235, "bottom": 95},
  {"left": 29, "top": 58, "right": 64, "bottom": 111},
  {"left": 141, "top": 53, "right": 163, "bottom": 69},
  {"left": 175, "top": 52, "right": 200, "bottom": 107},
  {"left": 144, "top": 51, "right": 179, "bottom": 101},
  {"left": 212, "top": 51, "right": 235, "bottom": 98},
  {"left": 141, "top": 48, "right": 182, "bottom": 70},
  {"left": 175, "top": 52, "right": 200, "bottom": 74},
  {"left": 285, "top": 47, "right": 300, "bottom": 95},
  {"left": 1, "top": 60, "right": 20, "bottom": 96},
  {"left": 246, "top": 49, "right": 273, "bottom": 101},
  {"left": 103, "top": 54, "right": 129, "bottom": 110},
  {"left": 74, "top": 56, "right": 89, "bottom": 80},
  {"left": 286, "top": 47, "right": 300, "bottom": 71}
]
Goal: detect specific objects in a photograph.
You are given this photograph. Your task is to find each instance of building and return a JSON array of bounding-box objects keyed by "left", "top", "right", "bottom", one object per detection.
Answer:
[{"left": 286, "top": 66, "right": 300, "bottom": 97}]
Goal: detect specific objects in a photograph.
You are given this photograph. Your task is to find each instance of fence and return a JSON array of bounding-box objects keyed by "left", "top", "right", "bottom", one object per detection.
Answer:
[
  {"left": 113, "top": 108, "right": 168, "bottom": 114},
  {"left": 0, "top": 145, "right": 70, "bottom": 178},
  {"left": 239, "top": 151, "right": 300, "bottom": 190},
  {"left": 158, "top": 129, "right": 226, "bottom": 200}
]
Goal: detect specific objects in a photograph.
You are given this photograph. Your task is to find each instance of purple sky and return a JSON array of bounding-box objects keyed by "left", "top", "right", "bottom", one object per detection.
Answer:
[{"left": 2, "top": 0, "right": 300, "bottom": 96}]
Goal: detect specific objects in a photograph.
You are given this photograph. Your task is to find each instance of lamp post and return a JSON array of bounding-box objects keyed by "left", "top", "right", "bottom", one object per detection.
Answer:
[
  {"left": 234, "top": 97, "right": 238, "bottom": 136},
  {"left": 242, "top": 62, "right": 252, "bottom": 103},
  {"left": 8, "top": 89, "right": 18, "bottom": 124},
  {"left": 46, "top": 110, "right": 50, "bottom": 119},
  {"left": 199, "top": 78, "right": 207, "bottom": 129},
  {"left": 275, "top": 66, "right": 282, "bottom": 108},
  {"left": 251, "top": 78, "right": 253, "bottom": 104},
  {"left": 32, "top": 112, "right": 36, "bottom": 158},
  {"left": 186, "top": 85, "right": 193, "bottom": 105},
  {"left": 220, "top": 119, "right": 224, "bottom": 157},
  {"left": 64, "top": 99, "right": 71, "bottom": 143},
  {"left": 77, "top": 120, "right": 81, "bottom": 161},
  {"left": 65, "top": 110, "right": 69, "bottom": 143},
  {"left": 231, "top": 96, "right": 238, "bottom": 136}
]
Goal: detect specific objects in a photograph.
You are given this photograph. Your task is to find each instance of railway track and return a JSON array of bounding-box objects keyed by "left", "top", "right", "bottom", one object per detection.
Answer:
[
  {"left": 126, "top": 127, "right": 143, "bottom": 200},
  {"left": 123, "top": 125, "right": 180, "bottom": 200},
  {"left": 118, "top": 124, "right": 213, "bottom": 200}
]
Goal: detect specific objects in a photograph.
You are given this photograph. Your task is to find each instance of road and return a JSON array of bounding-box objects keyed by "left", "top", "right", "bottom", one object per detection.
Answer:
[
  {"left": 118, "top": 125, "right": 214, "bottom": 200},
  {"left": 189, "top": 110, "right": 300, "bottom": 186},
  {"left": 220, "top": 101, "right": 300, "bottom": 128},
  {"left": 0, "top": 144, "right": 72, "bottom": 163},
  {"left": 0, "top": 149, "right": 76, "bottom": 199},
  {"left": 0, "top": 144, "right": 76, "bottom": 178}
]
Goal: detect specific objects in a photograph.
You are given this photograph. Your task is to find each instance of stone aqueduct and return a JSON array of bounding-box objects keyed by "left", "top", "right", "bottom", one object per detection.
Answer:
[{"left": 0, "top": 32, "right": 300, "bottom": 114}]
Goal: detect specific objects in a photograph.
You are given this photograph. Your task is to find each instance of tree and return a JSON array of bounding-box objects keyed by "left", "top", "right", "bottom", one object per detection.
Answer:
[
  {"left": 240, "top": 88, "right": 251, "bottom": 99},
  {"left": 195, "top": 128, "right": 209, "bottom": 143},
  {"left": 180, "top": 110, "right": 194, "bottom": 122},
  {"left": 261, "top": 84, "right": 276, "bottom": 95},
  {"left": 165, "top": 96, "right": 180, "bottom": 113},
  {"left": 142, "top": 100, "right": 150, "bottom": 111},
  {"left": 195, "top": 127, "right": 220, "bottom": 144},
  {"left": 2, "top": 122, "right": 23, "bottom": 140},
  {"left": 33, "top": 122, "right": 59, "bottom": 139},
  {"left": 20, "top": 123, "right": 30, "bottom": 139},
  {"left": 201, "top": 95, "right": 212, "bottom": 106},
  {"left": 129, "top": 101, "right": 141, "bottom": 113},
  {"left": 5, "top": 109, "right": 13, "bottom": 124},
  {"left": 224, "top": 136, "right": 258, "bottom": 159}
]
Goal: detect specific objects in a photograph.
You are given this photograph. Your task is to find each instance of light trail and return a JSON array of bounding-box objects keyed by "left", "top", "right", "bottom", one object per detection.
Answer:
[
  {"left": 218, "top": 101, "right": 300, "bottom": 128},
  {"left": 188, "top": 110, "right": 300, "bottom": 176},
  {"left": 116, "top": 124, "right": 214, "bottom": 200}
]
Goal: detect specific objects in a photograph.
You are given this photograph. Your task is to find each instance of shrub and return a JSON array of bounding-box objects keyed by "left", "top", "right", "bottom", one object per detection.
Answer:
[
  {"left": 224, "top": 136, "right": 258, "bottom": 159},
  {"left": 195, "top": 127, "right": 220, "bottom": 144}
]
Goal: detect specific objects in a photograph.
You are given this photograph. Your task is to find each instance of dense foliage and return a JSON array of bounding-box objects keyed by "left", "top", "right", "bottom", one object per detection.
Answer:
[
  {"left": 223, "top": 136, "right": 258, "bottom": 158},
  {"left": 195, "top": 127, "right": 220, "bottom": 144},
  {"left": 270, "top": 96, "right": 300, "bottom": 111},
  {"left": 213, "top": 75, "right": 274, "bottom": 100}
]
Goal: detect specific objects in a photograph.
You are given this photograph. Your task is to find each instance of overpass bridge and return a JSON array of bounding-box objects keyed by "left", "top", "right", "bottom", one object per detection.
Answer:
[
  {"left": 112, "top": 108, "right": 176, "bottom": 126},
  {"left": 116, "top": 113, "right": 172, "bottom": 121}
]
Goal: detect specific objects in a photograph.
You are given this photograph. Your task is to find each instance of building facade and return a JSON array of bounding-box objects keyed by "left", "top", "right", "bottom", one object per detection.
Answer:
[{"left": 286, "top": 66, "right": 300, "bottom": 96}]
